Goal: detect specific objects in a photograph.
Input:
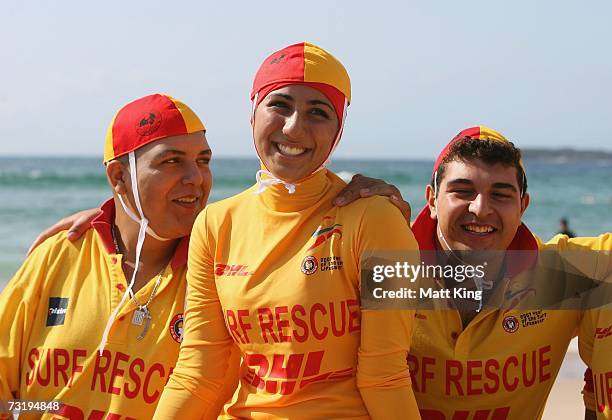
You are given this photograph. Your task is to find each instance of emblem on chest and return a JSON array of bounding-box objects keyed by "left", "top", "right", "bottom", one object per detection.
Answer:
[{"left": 307, "top": 217, "right": 343, "bottom": 252}]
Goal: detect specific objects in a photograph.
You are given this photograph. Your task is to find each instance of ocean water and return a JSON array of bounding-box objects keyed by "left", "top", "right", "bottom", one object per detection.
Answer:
[{"left": 1, "top": 157, "right": 611, "bottom": 287}]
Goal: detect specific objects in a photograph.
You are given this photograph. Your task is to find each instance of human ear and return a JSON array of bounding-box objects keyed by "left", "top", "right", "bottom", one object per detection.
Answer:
[
  {"left": 520, "top": 193, "right": 530, "bottom": 216},
  {"left": 106, "top": 160, "right": 129, "bottom": 195},
  {"left": 426, "top": 184, "right": 437, "bottom": 220}
]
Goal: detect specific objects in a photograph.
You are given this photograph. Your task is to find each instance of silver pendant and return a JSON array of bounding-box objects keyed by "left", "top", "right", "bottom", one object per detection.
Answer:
[{"left": 132, "top": 309, "right": 146, "bottom": 325}]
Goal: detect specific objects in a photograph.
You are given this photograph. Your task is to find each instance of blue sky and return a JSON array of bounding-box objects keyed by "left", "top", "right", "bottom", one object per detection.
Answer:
[{"left": 1, "top": 1, "right": 610, "bottom": 159}]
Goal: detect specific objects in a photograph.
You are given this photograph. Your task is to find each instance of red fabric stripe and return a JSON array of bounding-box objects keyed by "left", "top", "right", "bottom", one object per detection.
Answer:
[
  {"left": 433, "top": 126, "right": 484, "bottom": 174},
  {"left": 251, "top": 43, "right": 306, "bottom": 100},
  {"left": 111, "top": 94, "right": 188, "bottom": 160}
]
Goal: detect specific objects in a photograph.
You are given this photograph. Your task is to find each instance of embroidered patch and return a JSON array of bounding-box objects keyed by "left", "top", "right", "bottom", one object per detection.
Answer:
[
  {"left": 502, "top": 315, "right": 519, "bottom": 333},
  {"left": 301, "top": 256, "right": 318, "bottom": 275},
  {"left": 136, "top": 111, "right": 162, "bottom": 136},
  {"left": 170, "top": 313, "right": 184, "bottom": 343}
]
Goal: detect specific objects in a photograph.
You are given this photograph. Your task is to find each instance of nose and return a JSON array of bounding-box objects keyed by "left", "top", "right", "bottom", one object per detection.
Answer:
[
  {"left": 282, "top": 111, "right": 306, "bottom": 141},
  {"left": 182, "top": 161, "right": 204, "bottom": 186},
  {"left": 468, "top": 193, "right": 493, "bottom": 218}
]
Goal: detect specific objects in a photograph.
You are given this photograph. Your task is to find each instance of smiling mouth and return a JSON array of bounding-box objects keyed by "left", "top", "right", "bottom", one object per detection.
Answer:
[
  {"left": 274, "top": 142, "right": 309, "bottom": 157},
  {"left": 462, "top": 224, "right": 497, "bottom": 235},
  {"left": 172, "top": 195, "right": 200, "bottom": 208}
]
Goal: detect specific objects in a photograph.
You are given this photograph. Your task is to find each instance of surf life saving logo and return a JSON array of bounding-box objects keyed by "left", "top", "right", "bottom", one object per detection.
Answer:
[
  {"left": 502, "top": 315, "right": 520, "bottom": 333},
  {"left": 169, "top": 314, "right": 184, "bottom": 343},
  {"left": 503, "top": 286, "right": 536, "bottom": 315},
  {"left": 301, "top": 256, "right": 318, "bottom": 275},
  {"left": 308, "top": 217, "right": 343, "bottom": 252},
  {"left": 136, "top": 111, "right": 162, "bottom": 136},
  {"left": 46, "top": 297, "right": 69, "bottom": 326}
]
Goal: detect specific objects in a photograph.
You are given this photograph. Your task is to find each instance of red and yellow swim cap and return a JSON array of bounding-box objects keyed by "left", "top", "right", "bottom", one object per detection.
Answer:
[
  {"left": 251, "top": 42, "right": 351, "bottom": 125},
  {"left": 103, "top": 94, "right": 205, "bottom": 163},
  {"left": 433, "top": 125, "right": 525, "bottom": 174}
]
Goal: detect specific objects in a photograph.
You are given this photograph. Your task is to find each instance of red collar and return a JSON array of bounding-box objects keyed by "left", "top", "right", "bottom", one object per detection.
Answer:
[
  {"left": 91, "top": 198, "right": 189, "bottom": 269},
  {"left": 412, "top": 205, "right": 538, "bottom": 278}
]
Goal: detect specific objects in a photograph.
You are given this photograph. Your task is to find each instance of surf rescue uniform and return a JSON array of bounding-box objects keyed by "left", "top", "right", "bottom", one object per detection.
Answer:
[
  {"left": 0, "top": 199, "right": 235, "bottom": 419},
  {"left": 156, "top": 169, "right": 421, "bottom": 419},
  {"left": 546, "top": 233, "right": 612, "bottom": 419},
  {"left": 581, "top": 307, "right": 612, "bottom": 419},
  {"left": 409, "top": 207, "right": 611, "bottom": 420}
]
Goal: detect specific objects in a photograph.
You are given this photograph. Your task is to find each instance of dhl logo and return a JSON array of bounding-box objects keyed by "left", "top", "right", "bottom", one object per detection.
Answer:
[
  {"left": 595, "top": 325, "right": 612, "bottom": 340},
  {"left": 243, "top": 351, "right": 354, "bottom": 395},
  {"left": 215, "top": 263, "right": 253, "bottom": 277},
  {"left": 308, "top": 218, "right": 343, "bottom": 251}
]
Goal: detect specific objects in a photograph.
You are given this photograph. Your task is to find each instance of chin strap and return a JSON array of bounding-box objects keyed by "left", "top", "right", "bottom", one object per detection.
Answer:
[
  {"left": 254, "top": 170, "right": 296, "bottom": 195},
  {"left": 319, "top": 97, "right": 348, "bottom": 170},
  {"left": 117, "top": 195, "right": 169, "bottom": 241},
  {"left": 99, "top": 151, "right": 167, "bottom": 355},
  {"left": 99, "top": 217, "right": 147, "bottom": 355},
  {"left": 116, "top": 152, "right": 170, "bottom": 241}
]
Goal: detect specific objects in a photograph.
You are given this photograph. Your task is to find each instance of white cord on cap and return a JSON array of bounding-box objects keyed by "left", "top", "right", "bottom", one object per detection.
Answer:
[{"left": 99, "top": 151, "right": 160, "bottom": 354}]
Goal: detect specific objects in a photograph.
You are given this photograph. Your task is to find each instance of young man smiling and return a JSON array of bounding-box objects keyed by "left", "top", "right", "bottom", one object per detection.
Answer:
[
  {"left": 407, "top": 126, "right": 611, "bottom": 419},
  {"left": 0, "top": 94, "right": 240, "bottom": 419}
]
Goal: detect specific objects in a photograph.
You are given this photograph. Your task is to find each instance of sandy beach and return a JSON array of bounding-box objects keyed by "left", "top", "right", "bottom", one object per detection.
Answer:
[{"left": 543, "top": 338, "right": 587, "bottom": 419}]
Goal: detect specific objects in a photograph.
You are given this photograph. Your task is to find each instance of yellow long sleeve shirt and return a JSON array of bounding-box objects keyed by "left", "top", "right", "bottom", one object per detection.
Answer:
[
  {"left": 156, "top": 169, "right": 421, "bottom": 419},
  {"left": 0, "top": 200, "right": 236, "bottom": 419},
  {"left": 409, "top": 226, "right": 611, "bottom": 420}
]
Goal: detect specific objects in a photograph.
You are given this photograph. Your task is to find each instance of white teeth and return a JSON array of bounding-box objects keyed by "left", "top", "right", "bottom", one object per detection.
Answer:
[
  {"left": 176, "top": 197, "right": 197, "bottom": 203},
  {"left": 277, "top": 143, "right": 306, "bottom": 156},
  {"left": 464, "top": 225, "right": 494, "bottom": 233}
]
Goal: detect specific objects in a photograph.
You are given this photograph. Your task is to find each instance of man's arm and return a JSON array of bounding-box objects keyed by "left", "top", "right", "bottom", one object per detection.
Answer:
[
  {"left": 27, "top": 208, "right": 101, "bottom": 255},
  {"left": 334, "top": 174, "right": 412, "bottom": 225}
]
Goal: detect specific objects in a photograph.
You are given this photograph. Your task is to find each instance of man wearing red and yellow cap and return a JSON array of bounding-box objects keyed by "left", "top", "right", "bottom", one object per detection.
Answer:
[
  {"left": 406, "top": 126, "right": 611, "bottom": 419},
  {"left": 155, "top": 42, "right": 421, "bottom": 419},
  {"left": 0, "top": 94, "right": 238, "bottom": 418}
]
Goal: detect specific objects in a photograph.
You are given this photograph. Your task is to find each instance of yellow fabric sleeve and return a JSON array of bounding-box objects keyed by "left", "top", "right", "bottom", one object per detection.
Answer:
[
  {"left": 554, "top": 233, "right": 612, "bottom": 416},
  {"left": 0, "top": 234, "right": 56, "bottom": 410},
  {"left": 154, "top": 208, "right": 236, "bottom": 419},
  {"left": 355, "top": 199, "right": 421, "bottom": 419}
]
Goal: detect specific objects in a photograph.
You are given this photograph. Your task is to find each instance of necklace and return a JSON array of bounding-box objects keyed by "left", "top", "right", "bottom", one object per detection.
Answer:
[{"left": 111, "top": 224, "right": 163, "bottom": 340}]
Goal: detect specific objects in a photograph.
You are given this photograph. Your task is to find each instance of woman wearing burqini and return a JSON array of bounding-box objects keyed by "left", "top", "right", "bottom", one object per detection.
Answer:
[{"left": 154, "top": 42, "right": 421, "bottom": 419}]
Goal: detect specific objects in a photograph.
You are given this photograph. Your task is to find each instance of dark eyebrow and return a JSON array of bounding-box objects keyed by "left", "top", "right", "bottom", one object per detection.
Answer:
[
  {"left": 446, "top": 178, "right": 474, "bottom": 187},
  {"left": 268, "top": 93, "right": 293, "bottom": 101},
  {"left": 157, "top": 148, "right": 212, "bottom": 158},
  {"left": 308, "top": 99, "right": 334, "bottom": 112},
  {"left": 492, "top": 182, "right": 518, "bottom": 192},
  {"left": 267, "top": 94, "right": 334, "bottom": 112}
]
